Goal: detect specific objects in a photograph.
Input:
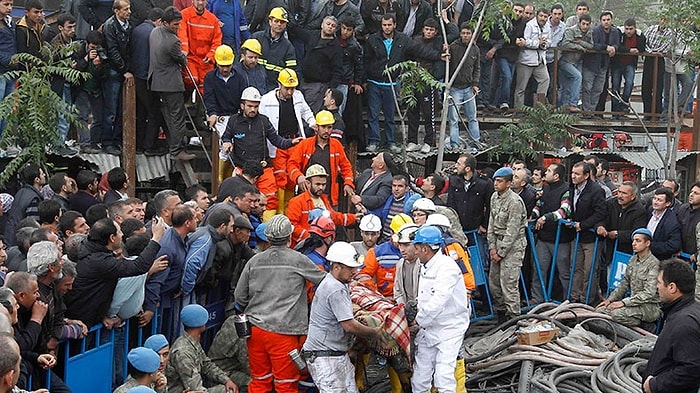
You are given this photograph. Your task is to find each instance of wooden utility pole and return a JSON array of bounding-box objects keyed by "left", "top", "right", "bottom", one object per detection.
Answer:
[{"left": 123, "top": 81, "right": 136, "bottom": 197}]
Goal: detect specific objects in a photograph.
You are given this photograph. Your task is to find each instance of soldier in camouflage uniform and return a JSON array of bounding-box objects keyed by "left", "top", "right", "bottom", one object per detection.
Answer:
[
  {"left": 487, "top": 167, "right": 527, "bottom": 321},
  {"left": 208, "top": 315, "right": 251, "bottom": 388},
  {"left": 114, "top": 347, "right": 167, "bottom": 393},
  {"left": 166, "top": 305, "right": 239, "bottom": 393},
  {"left": 597, "top": 228, "right": 661, "bottom": 327}
]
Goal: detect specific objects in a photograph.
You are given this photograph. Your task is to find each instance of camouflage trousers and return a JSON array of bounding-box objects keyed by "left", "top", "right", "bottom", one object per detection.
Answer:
[
  {"left": 489, "top": 250, "right": 524, "bottom": 317},
  {"left": 597, "top": 304, "right": 661, "bottom": 327}
]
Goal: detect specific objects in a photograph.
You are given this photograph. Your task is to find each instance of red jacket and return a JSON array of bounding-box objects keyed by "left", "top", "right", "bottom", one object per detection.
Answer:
[
  {"left": 286, "top": 190, "right": 356, "bottom": 246},
  {"left": 287, "top": 136, "right": 354, "bottom": 207}
]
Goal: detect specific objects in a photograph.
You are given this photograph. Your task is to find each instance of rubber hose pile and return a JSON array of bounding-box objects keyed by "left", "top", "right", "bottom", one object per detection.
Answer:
[{"left": 463, "top": 301, "right": 657, "bottom": 393}]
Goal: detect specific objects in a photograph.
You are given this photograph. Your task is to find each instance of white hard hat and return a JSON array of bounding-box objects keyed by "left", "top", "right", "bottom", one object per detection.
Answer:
[
  {"left": 327, "top": 241, "right": 364, "bottom": 267},
  {"left": 265, "top": 214, "right": 294, "bottom": 239},
  {"left": 241, "top": 87, "right": 262, "bottom": 102},
  {"left": 358, "top": 214, "right": 381, "bottom": 232},
  {"left": 425, "top": 213, "right": 450, "bottom": 228},
  {"left": 412, "top": 197, "right": 436, "bottom": 213},
  {"left": 395, "top": 223, "right": 419, "bottom": 243}
]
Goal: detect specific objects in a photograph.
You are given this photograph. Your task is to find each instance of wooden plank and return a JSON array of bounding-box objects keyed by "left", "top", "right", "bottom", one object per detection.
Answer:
[{"left": 123, "top": 79, "right": 136, "bottom": 197}]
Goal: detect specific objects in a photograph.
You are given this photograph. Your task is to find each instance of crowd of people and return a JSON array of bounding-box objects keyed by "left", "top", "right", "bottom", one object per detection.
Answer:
[{"left": 0, "top": 0, "right": 695, "bottom": 161}]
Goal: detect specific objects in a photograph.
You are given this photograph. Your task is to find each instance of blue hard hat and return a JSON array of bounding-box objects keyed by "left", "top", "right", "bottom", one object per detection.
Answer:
[
  {"left": 632, "top": 228, "right": 653, "bottom": 240},
  {"left": 412, "top": 225, "right": 443, "bottom": 245},
  {"left": 256, "top": 222, "right": 268, "bottom": 242},
  {"left": 308, "top": 208, "right": 325, "bottom": 223}
]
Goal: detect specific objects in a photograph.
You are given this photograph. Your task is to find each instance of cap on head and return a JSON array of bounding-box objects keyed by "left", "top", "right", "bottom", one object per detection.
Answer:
[
  {"left": 305, "top": 164, "right": 329, "bottom": 178},
  {"left": 395, "top": 223, "right": 419, "bottom": 243},
  {"left": 359, "top": 214, "right": 381, "bottom": 232},
  {"left": 390, "top": 213, "right": 413, "bottom": 234},
  {"left": 180, "top": 304, "right": 209, "bottom": 328},
  {"left": 255, "top": 222, "right": 268, "bottom": 242},
  {"left": 425, "top": 213, "right": 450, "bottom": 228},
  {"left": 143, "top": 334, "right": 169, "bottom": 352},
  {"left": 278, "top": 68, "right": 298, "bottom": 87},
  {"left": 0, "top": 193, "right": 13, "bottom": 214},
  {"left": 241, "top": 38, "right": 262, "bottom": 55},
  {"left": 241, "top": 86, "right": 262, "bottom": 102},
  {"left": 326, "top": 241, "right": 363, "bottom": 267},
  {"left": 315, "top": 110, "right": 335, "bottom": 126},
  {"left": 127, "top": 347, "right": 161, "bottom": 374},
  {"left": 234, "top": 215, "right": 254, "bottom": 231},
  {"left": 214, "top": 45, "right": 234, "bottom": 66},
  {"left": 411, "top": 197, "right": 436, "bottom": 213},
  {"left": 268, "top": 6, "right": 289, "bottom": 22},
  {"left": 265, "top": 214, "right": 294, "bottom": 240},
  {"left": 632, "top": 227, "right": 652, "bottom": 240},
  {"left": 412, "top": 225, "right": 443, "bottom": 246},
  {"left": 493, "top": 167, "right": 514, "bottom": 179}
]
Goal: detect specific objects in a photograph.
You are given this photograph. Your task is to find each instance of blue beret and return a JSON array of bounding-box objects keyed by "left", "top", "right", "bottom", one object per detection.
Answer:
[
  {"left": 127, "top": 386, "right": 157, "bottom": 393},
  {"left": 143, "top": 334, "right": 168, "bottom": 352},
  {"left": 256, "top": 223, "right": 268, "bottom": 242},
  {"left": 632, "top": 228, "right": 653, "bottom": 240},
  {"left": 493, "top": 167, "right": 514, "bottom": 179},
  {"left": 127, "top": 347, "right": 160, "bottom": 373},
  {"left": 180, "top": 304, "right": 209, "bottom": 327}
]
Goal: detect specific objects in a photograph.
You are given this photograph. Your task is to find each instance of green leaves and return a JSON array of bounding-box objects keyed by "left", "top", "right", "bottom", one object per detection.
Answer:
[
  {"left": 384, "top": 61, "right": 445, "bottom": 108},
  {"left": 487, "top": 105, "right": 578, "bottom": 161},
  {"left": 0, "top": 43, "right": 90, "bottom": 185}
]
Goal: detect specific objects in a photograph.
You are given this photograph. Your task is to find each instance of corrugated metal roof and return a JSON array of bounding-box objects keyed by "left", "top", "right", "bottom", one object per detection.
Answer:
[
  {"left": 616, "top": 151, "right": 699, "bottom": 169},
  {"left": 78, "top": 153, "right": 172, "bottom": 181}
]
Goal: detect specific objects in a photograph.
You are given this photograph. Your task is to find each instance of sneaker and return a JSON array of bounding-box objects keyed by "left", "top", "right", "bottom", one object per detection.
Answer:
[
  {"left": 52, "top": 145, "right": 79, "bottom": 157},
  {"left": 567, "top": 105, "right": 581, "bottom": 113},
  {"left": 172, "top": 150, "right": 196, "bottom": 161},
  {"left": 406, "top": 142, "right": 419, "bottom": 152},
  {"left": 103, "top": 145, "right": 122, "bottom": 156},
  {"left": 499, "top": 103, "right": 510, "bottom": 110},
  {"left": 420, "top": 143, "right": 431, "bottom": 154},
  {"left": 81, "top": 144, "right": 102, "bottom": 154},
  {"left": 366, "top": 144, "right": 378, "bottom": 153},
  {"left": 389, "top": 144, "right": 402, "bottom": 154},
  {"left": 448, "top": 143, "right": 460, "bottom": 151}
]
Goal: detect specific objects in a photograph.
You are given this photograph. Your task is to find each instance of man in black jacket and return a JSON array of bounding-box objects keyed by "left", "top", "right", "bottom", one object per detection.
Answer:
[
  {"left": 569, "top": 161, "right": 607, "bottom": 304},
  {"left": 64, "top": 216, "right": 166, "bottom": 328},
  {"left": 644, "top": 259, "right": 700, "bottom": 393},
  {"left": 364, "top": 14, "right": 445, "bottom": 153},
  {"left": 647, "top": 187, "right": 682, "bottom": 261},
  {"left": 300, "top": 16, "right": 343, "bottom": 112},
  {"left": 4, "top": 164, "right": 46, "bottom": 247},
  {"left": 101, "top": 0, "right": 133, "bottom": 155},
  {"left": 611, "top": 18, "right": 645, "bottom": 115},
  {"left": 531, "top": 162, "right": 572, "bottom": 303},
  {"left": 337, "top": 17, "right": 364, "bottom": 116},
  {"left": 675, "top": 181, "right": 700, "bottom": 261}
]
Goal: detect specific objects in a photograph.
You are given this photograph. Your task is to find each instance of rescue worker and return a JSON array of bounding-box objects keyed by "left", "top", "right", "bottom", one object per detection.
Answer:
[
  {"left": 596, "top": 228, "right": 661, "bottom": 328},
  {"left": 296, "top": 215, "right": 336, "bottom": 271},
  {"left": 302, "top": 242, "right": 383, "bottom": 393},
  {"left": 356, "top": 213, "right": 411, "bottom": 297},
  {"left": 286, "top": 165, "right": 357, "bottom": 247},
  {"left": 393, "top": 223, "right": 420, "bottom": 321},
  {"left": 250, "top": 7, "right": 297, "bottom": 91},
  {"left": 166, "top": 304, "right": 239, "bottom": 393},
  {"left": 204, "top": 44, "right": 246, "bottom": 181},
  {"left": 288, "top": 110, "right": 355, "bottom": 209},
  {"left": 487, "top": 167, "right": 527, "bottom": 322},
  {"left": 425, "top": 213, "right": 476, "bottom": 296},
  {"left": 350, "top": 214, "right": 382, "bottom": 257},
  {"left": 410, "top": 225, "right": 470, "bottom": 393},
  {"left": 233, "top": 39, "right": 268, "bottom": 94},
  {"left": 221, "top": 86, "right": 303, "bottom": 215},
  {"left": 259, "top": 68, "right": 316, "bottom": 213},
  {"left": 178, "top": 0, "right": 223, "bottom": 92}
]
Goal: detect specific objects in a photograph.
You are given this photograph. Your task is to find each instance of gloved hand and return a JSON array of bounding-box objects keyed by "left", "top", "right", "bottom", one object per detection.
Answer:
[{"left": 404, "top": 300, "right": 418, "bottom": 323}]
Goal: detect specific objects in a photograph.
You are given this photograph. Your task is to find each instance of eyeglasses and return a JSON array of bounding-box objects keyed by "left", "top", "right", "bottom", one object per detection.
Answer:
[{"left": 412, "top": 212, "right": 427, "bottom": 217}]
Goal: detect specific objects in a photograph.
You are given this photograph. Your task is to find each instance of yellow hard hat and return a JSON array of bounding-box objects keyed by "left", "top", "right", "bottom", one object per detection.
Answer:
[
  {"left": 305, "top": 164, "right": 329, "bottom": 178},
  {"left": 268, "top": 7, "right": 289, "bottom": 22},
  {"left": 214, "top": 45, "right": 234, "bottom": 66},
  {"left": 241, "top": 38, "right": 262, "bottom": 55},
  {"left": 278, "top": 68, "right": 298, "bottom": 87},
  {"left": 315, "top": 110, "right": 335, "bottom": 126},
  {"left": 390, "top": 213, "right": 413, "bottom": 234}
]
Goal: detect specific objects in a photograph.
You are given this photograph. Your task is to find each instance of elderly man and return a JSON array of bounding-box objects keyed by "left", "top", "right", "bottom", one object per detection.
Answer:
[
  {"left": 233, "top": 215, "right": 326, "bottom": 393},
  {"left": 26, "top": 241, "right": 64, "bottom": 355},
  {"left": 411, "top": 225, "right": 470, "bottom": 392},
  {"left": 351, "top": 152, "right": 394, "bottom": 214},
  {"left": 487, "top": 167, "right": 527, "bottom": 322},
  {"left": 597, "top": 228, "right": 660, "bottom": 328}
]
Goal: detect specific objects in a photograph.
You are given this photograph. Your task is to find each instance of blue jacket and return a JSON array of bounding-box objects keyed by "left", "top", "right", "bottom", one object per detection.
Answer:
[
  {"left": 0, "top": 18, "right": 16, "bottom": 73},
  {"left": 130, "top": 19, "right": 155, "bottom": 80},
  {"left": 207, "top": 0, "right": 250, "bottom": 54},
  {"left": 371, "top": 190, "right": 415, "bottom": 225},
  {"left": 181, "top": 225, "right": 226, "bottom": 296},
  {"left": 144, "top": 227, "right": 188, "bottom": 311}
]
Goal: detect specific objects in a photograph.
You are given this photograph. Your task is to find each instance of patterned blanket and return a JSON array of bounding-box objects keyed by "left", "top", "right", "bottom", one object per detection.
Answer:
[{"left": 350, "top": 282, "right": 411, "bottom": 357}]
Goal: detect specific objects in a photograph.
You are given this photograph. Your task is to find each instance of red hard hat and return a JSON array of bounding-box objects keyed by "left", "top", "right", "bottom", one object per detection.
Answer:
[{"left": 309, "top": 216, "right": 336, "bottom": 240}]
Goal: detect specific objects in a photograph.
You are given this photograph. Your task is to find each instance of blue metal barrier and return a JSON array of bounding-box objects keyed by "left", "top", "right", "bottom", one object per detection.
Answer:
[
  {"left": 606, "top": 239, "right": 633, "bottom": 296},
  {"left": 63, "top": 325, "right": 116, "bottom": 393},
  {"left": 525, "top": 222, "right": 549, "bottom": 303},
  {"left": 465, "top": 230, "right": 494, "bottom": 321}
]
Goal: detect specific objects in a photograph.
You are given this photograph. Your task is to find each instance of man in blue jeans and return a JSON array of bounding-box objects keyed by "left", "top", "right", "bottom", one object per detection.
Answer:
[
  {"left": 558, "top": 14, "right": 592, "bottom": 112},
  {"left": 491, "top": 3, "right": 524, "bottom": 110},
  {"left": 363, "top": 14, "right": 444, "bottom": 153},
  {"left": 0, "top": 0, "right": 16, "bottom": 141},
  {"left": 611, "top": 19, "right": 645, "bottom": 115},
  {"left": 447, "top": 23, "right": 480, "bottom": 151}
]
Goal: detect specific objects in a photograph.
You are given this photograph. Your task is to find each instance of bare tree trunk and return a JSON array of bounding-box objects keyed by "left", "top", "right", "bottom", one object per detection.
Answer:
[{"left": 436, "top": 0, "right": 490, "bottom": 170}]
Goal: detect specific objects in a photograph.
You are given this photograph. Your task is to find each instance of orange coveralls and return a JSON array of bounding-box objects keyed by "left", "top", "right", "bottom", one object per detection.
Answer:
[{"left": 178, "top": 7, "right": 222, "bottom": 92}]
